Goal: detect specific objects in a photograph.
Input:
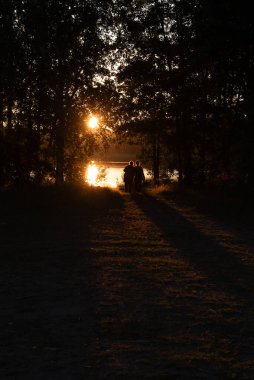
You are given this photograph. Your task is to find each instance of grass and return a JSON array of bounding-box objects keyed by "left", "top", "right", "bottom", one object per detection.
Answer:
[
  {"left": 0, "top": 183, "right": 123, "bottom": 217},
  {"left": 1, "top": 183, "right": 254, "bottom": 378},
  {"left": 0, "top": 183, "right": 124, "bottom": 250},
  {"left": 146, "top": 183, "right": 254, "bottom": 224}
]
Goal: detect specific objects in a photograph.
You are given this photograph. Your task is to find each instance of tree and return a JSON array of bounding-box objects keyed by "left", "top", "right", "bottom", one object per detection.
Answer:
[
  {"left": 115, "top": 0, "right": 254, "bottom": 187},
  {"left": 0, "top": 0, "right": 116, "bottom": 186},
  {"left": 114, "top": 0, "right": 196, "bottom": 184}
]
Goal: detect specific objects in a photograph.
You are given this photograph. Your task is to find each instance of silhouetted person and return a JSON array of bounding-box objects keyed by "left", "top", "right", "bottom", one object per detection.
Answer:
[
  {"left": 123, "top": 161, "right": 135, "bottom": 192},
  {"left": 134, "top": 161, "right": 145, "bottom": 192}
]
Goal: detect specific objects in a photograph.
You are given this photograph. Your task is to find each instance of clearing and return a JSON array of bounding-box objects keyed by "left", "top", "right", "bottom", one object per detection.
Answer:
[{"left": 1, "top": 186, "right": 254, "bottom": 379}]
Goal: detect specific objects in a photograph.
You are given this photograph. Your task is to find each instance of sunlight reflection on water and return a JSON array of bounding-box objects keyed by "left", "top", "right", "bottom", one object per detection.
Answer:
[{"left": 85, "top": 161, "right": 151, "bottom": 188}]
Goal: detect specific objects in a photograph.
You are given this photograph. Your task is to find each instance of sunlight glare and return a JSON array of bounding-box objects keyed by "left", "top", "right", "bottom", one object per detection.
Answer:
[
  {"left": 85, "top": 162, "right": 120, "bottom": 188},
  {"left": 88, "top": 116, "right": 98, "bottom": 129},
  {"left": 86, "top": 163, "right": 99, "bottom": 185}
]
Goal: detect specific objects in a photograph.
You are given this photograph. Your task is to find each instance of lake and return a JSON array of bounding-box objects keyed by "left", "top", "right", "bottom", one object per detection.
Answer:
[{"left": 85, "top": 161, "right": 151, "bottom": 188}]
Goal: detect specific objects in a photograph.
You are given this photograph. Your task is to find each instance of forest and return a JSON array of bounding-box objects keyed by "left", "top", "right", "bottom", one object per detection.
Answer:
[{"left": 0, "top": 0, "right": 253, "bottom": 187}]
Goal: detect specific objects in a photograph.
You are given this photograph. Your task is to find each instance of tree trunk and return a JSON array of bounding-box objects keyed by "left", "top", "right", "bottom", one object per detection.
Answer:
[
  {"left": 183, "top": 145, "right": 193, "bottom": 186},
  {"left": 55, "top": 87, "right": 65, "bottom": 186},
  {"left": 177, "top": 150, "right": 183, "bottom": 184},
  {"left": 0, "top": 95, "right": 5, "bottom": 186},
  {"left": 152, "top": 134, "right": 160, "bottom": 185},
  {"left": 7, "top": 95, "right": 13, "bottom": 132},
  {"left": 55, "top": 120, "right": 65, "bottom": 185},
  {"left": 199, "top": 111, "right": 207, "bottom": 184}
]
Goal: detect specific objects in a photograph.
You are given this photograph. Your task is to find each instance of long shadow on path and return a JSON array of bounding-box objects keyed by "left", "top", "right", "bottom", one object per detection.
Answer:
[
  {"left": 132, "top": 192, "right": 254, "bottom": 310},
  {"left": 88, "top": 192, "right": 254, "bottom": 379}
]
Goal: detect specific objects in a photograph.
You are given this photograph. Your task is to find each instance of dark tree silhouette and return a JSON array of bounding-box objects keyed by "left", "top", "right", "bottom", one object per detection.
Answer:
[
  {"left": 0, "top": 0, "right": 254, "bottom": 188},
  {"left": 0, "top": 0, "right": 115, "bottom": 185},
  {"left": 113, "top": 0, "right": 254, "bottom": 187}
]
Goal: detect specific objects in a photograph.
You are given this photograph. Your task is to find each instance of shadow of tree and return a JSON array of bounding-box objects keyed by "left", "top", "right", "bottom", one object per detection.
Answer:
[{"left": 132, "top": 192, "right": 254, "bottom": 307}]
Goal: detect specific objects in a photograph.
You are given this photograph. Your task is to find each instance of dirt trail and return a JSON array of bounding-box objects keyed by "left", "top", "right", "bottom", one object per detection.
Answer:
[{"left": 1, "top": 191, "right": 254, "bottom": 379}]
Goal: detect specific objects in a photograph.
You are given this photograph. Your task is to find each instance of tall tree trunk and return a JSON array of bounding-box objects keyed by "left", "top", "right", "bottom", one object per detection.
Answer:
[
  {"left": 0, "top": 94, "right": 5, "bottom": 186},
  {"left": 176, "top": 118, "right": 184, "bottom": 184},
  {"left": 7, "top": 95, "right": 13, "bottom": 132},
  {"left": 55, "top": 119, "right": 65, "bottom": 185},
  {"left": 55, "top": 86, "right": 65, "bottom": 186},
  {"left": 183, "top": 144, "right": 193, "bottom": 186},
  {"left": 152, "top": 134, "right": 160, "bottom": 185},
  {"left": 245, "top": 62, "right": 254, "bottom": 188},
  {"left": 182, "top": 113, "right": 193, "bottom": 186},
  {"left": 177, "top": 150, "right": 183, "bottom": 184},
  {"left": 199, "top": 111, "right": 207, "bottom": 184}
]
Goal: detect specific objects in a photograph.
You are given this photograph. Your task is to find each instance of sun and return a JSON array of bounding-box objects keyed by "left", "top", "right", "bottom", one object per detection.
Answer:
[{"left": 88, "top": 116, "right": 98, "bottom": 129}]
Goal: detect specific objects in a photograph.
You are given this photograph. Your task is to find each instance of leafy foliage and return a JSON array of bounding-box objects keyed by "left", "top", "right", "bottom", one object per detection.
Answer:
[
  {"left": 0, "top": 0, "right": 115, "bottom": 185},
  {"left": 0, "top": 0, "right": 253, "bottom": 187},
  {"left": 114, "top": 0, "right": 254, "bottom": 186}
]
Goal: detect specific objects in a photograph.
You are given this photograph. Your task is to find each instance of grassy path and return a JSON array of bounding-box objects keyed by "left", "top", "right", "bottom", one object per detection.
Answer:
[
  {"left": 89, "top": 192, "right": 254, "bottom": 379},
  {"left": 1, "top": 188, "right": 254, "bottom": 379}
]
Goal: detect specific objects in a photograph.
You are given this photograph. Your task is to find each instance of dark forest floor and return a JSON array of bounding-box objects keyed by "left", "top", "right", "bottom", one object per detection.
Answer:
[{"left": 1, "top": 185, "right": 254, "bottom": 379}]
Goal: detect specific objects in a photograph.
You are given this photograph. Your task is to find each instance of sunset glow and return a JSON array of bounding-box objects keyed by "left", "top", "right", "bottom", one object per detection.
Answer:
[
  {"left": 88, "top": 116, "right": 98, "bottom": 129},
  {"left": 85, "top": 162, "right": 123, "bottom": 188},
  {"left": 86, "top": 163, "right": 99, "bottom": 185}
]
